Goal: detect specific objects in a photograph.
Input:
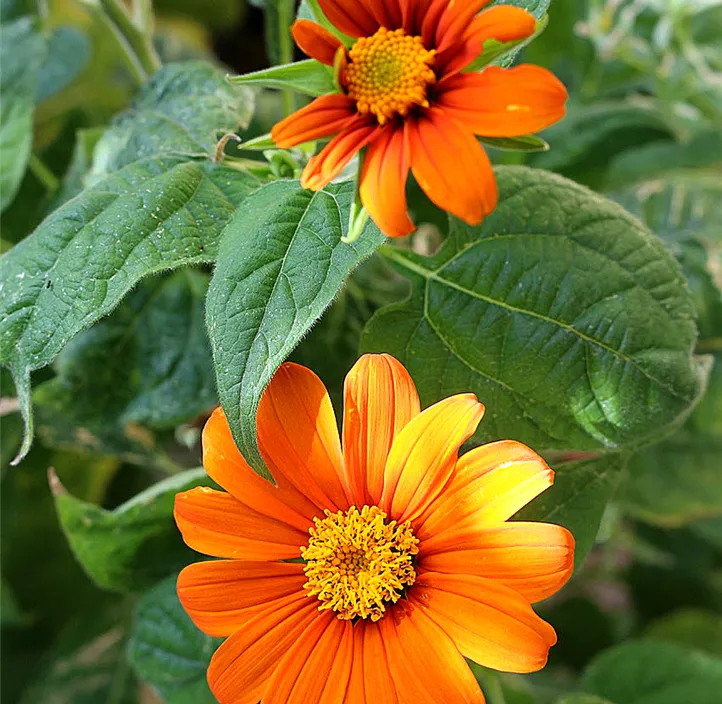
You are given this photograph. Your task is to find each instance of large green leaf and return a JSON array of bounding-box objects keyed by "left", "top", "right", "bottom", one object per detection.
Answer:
[
  {"left": 51, "top": 467, "right": 209, "bottom": 592},
  {"left": 362, "top": 166, "right": 705, "bottom": 453},
  {"left": 0, "top": 156, "right": 259, "bottom": 463},
  {"left": 580, "top": 641, "right": 722, "bottom": 704},
  {"left": 517, "top": 454, "right": 626, "bottom": 564},
  {"left": 0, "top": 15, "right": 46, "bottom": 211},
  {"left": 90, "top": 61, "right": 254, "bottom": 180},
  {"left": 33, "top": 271, "right": 217, "bottom": 463},
  {"left": 207, "top": 180, "right": 385, "bottom": 477},
  {"left": 128, "top": 574, "right": 220, "bottom": 704}
]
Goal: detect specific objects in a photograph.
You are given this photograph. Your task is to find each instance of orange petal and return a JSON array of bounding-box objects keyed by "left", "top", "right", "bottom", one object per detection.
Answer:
[
  {"left": 301, "top": 117, "right": 378, "bottom": 191},
  {"left": 435, "top": 0, "right": 493, "bottom": 52},
  {"left": 364, "top": 0, "right": 403, "bottom": 29},
  {"left": 380, "top": 393, "right": 484, "bottom": 523},
  {"left": 359, "top": 124, "right": 415, "bottom": 238},
  {"left": 272, "top": 94, "right": 356, "bottom": 148},
  {"left": 419, "top": 522, "right": 575, "bottom": 603},
  {"left": 317, "top": 0, "right": 380, "bottom": 37},
  {"left": 174, "top": 487, "right": 307, "bottom": 560},
  {"left": 208, "top": 596, "right": 320, "bottom": 704},
  {"left": 177, "top": 561, "right": 306, "bottom": 636},
  {"left": 258, "top": 362, "right": 350, "bottom": 513},
  {"left": 408, "top": 109, "right": 497, "bottom": 225},
  {"left": 345, "top": 623, "right": 367, "bottom": 704},
  {"left": 343, "top": 354, "right": 421, "bottom": 508},
  {"left": 264, "top": 615, "right": 354, "bottom": 704},
  {"left": 292, "top": 19, "right": 344, "bottom": 66},
  {"left": 203, "top": 407, "right": 317, "bottom": 531},
  {"left": 442, "top": 6, "right": 537, "bottom": 74},
  {"left": 411, "top": 571, "right": 557, "bottom": 673},
  {"left": 416, "top": 440, "right": 554, "bottom": 552},
  {"left": 380, "top": 602, "right": 485, "bottom": 704},
  {"left": 361, "top": 621, "right": 399, "bottom": 703},
  {"left": 420, "top": 0, "right": 452, "bottom": 47},
  {"left": 437, "top": 66, "right": 568, "bottom": 137}
]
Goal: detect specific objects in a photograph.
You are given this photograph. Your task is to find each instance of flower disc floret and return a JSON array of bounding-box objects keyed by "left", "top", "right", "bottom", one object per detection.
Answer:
[
  {"left": 346, "top": 27, "right": 436, "bottom": 125},
  {"left": 301, "top": 505, "right": 419, "bottom": 621}
]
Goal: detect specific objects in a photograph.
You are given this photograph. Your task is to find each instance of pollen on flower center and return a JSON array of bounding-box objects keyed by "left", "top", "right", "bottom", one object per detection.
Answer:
[
  {"left": 301, "top": 505, "right": 419, "bottom": 621},
  {"left": 345, "top": 27, "right": 436, "bottom": 125}
]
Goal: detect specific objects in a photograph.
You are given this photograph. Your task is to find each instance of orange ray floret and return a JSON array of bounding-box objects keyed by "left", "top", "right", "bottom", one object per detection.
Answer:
[
  {"left": 174, "top": 352, "right": 575, "bottom": 704},
  {"left": 270, "top": 0, "right": 568, "bottom": 238}
]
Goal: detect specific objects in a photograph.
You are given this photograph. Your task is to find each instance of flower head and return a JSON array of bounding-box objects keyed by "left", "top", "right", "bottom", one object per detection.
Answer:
[
  {"left": 271, "top": 0, "right": 568, "bottom": 238},
  {"left": 175, "top": 354, "right": 575, "bottom": 704}
]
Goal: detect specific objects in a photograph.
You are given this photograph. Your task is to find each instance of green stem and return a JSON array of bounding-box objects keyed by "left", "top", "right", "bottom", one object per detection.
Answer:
[
  {"left": 477, "top": 670, "right": 507, "bottom": 704},
  {"left": 132, "top": 0, "right": 155, "bottom": 36},
  {"left": 98, "top": 0, "right": 160, "bottom": 79},
  {"left": 275, "top": 0, "right": 296, "bottom": 116},
  {"left": 28, "top": 153, "right": 59, "bottom": 193}
]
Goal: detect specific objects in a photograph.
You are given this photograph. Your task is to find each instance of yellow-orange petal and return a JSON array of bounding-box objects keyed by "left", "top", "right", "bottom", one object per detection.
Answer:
[
  {"left": 345, "top": 623, "right": 367, "bottom": 704},
  {"left": 258, "top": 362, "right": 350, "bottom": 512},
  {"left": 437, "top": 66, "right": 568, "bottom": 138},
  {"left": 292, "top": 19, "right": 344, "bottom": 66},
  {"left": 408, "top": 109, "right": 497, "bottom": 225},
  {"left": 174, "top": 487, "right": 307, "bottom": 561},
  {"left": 419, "top": 522, "right": 575, "bottom": 603},
  {"left": 416, "top": 440, "right": 554, "bottom": 551},
  {"left": 264, "top": 615, "right": 354, "bottom": 704},
  {"left": 203, "top": 407, "right": 317, "bottom": 531},
  {"left": 441, "top": 6, "right": 537, "bottom": 74},
  {"left": 359, "top": 124, "right": 415, "bottom": 238},
  {"left": 272, "top": 94, "right": 356, "bottom": 148},
  {"left": 343, "top": 353, "right": 421, "bottom": 508},
  {"left": 380, "top": 602, "right": 485, "bottom": 704},
  {"left": 177, "top": 561, "right": 306, "bottom": 636},
  {"left": 411, "top": 572, "right": 557, "bottom": 673},
  {"left": 435, "top": 0, "right": 493, "bottom": 52},
  {"left": 208, "top": 596, "right": 320, "bottom": 704},
  {"left": 301, "top": 118, "right": 378, "bottom": 191},
  {"left": 317, "top": 0, "right": 380, "bottom": 37},
  {"left": 380, "top": 393, "right": 484, "bottom": 524}
]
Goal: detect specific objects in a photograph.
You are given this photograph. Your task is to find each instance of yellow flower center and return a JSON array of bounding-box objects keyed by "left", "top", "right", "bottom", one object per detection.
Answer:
[
  {"left": 301, "top": 505, "right": 419, "bottom": 621},
  {"left": 345, "top": 27, "right": 436, "bottom": 125}
]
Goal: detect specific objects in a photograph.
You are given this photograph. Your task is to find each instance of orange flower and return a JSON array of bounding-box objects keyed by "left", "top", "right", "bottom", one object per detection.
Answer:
[
  {"left": 175, "top": 354, "right": 575, "bottom": 704},
  {"left": 271, "top": 0, "right": 568, "bottom": 238}
]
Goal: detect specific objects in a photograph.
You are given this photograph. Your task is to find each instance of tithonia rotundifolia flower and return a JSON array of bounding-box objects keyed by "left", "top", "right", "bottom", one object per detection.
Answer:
[
  {"left": 174, "top": 353, "right": 575, "bottom": 703},
  {"left": 271, "top": 0, "right": 568, "bottom": 238}
]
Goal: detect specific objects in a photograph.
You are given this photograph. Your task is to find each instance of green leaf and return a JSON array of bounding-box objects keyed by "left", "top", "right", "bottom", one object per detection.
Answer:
[
  {"left": 33, "top": 271, "right": 217, "bottom": 463},
  {"left": 207, "top": 180, "right": 385, "bottom": 477},
  {"left": 466, "top": 14, "right": 549, "bottom": 71},
  {"left": 581, "top": 641, "right": 722, "bottom": 704},
  {"left": 51, "top": 467, "right": 209, "bottom": 592},
  {"left": 0, "top": 156, "right": 259, "bottom": 464},
  {"left": 645, "top": 609, "right": 722, "bottom": 658},
  {"left": 90, "top": 61, "right": 254, "bottom": 180},
  {"left": 228, "top": 59, "right": 337, "bottom": 97},
  {"left": 517, "top": 454, "right": 626, "bottom": 564},
  {"left": 362, "top": 166, "right": 705, "bottom": 453},
  {"left": 128, "top": 574, "right": 220, "bottom": 704},
  {"left": 0, "top": 16, "right": 46, "bottom": 211},
  {"left": 36, "top": 26, "right": 91, "bottom": 104},
  {"left": 623, "top": 430, "right": 722, "bottom": 527},
  {"left": 479, "top": 134, "right": 550, "bottom": 153},
  {"left": 556, "top": 696, "right": 614, "bottom": 704}
]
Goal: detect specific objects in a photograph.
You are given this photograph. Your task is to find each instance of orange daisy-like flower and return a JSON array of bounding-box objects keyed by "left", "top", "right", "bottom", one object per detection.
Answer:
[
  {"left": 175, "top": 354, "right": 575, "bottom": 704},
  {"left": 271, "top": 0, "right": 568, "bottom": 238}
]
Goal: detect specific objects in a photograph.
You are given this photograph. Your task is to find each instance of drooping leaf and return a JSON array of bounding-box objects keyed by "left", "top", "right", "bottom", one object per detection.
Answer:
[
  {"left": 0, "top": 15, "right": 46, "bottom": 211},
  {"left": 89, "top": 61, "right": 254, "bottom": 180},
  {"left": 362, "top": 166, "right": 705, "bottom": 454},
  {"left": 207, "top": 180, "right": 385, "bottom": 477},
  {"left": 128, "top": 574, "right": 220, "bottom": 704},
  {"left": 36, "top": 25, "right": 91, "bottom": 104},
  {"left": 580, "top": 641, "right": 722, "bottom": 704},
  {"left": 0, "top": 156, "right": 259, "bottom": 463},
  {"left": 51, "top": 467, "right": 209, "bottom": 592},
  {"left": 228, "top": 58, "right": 337, "bottom": 97},
  {"left": 517, "top": 454, "right": 626, "bottom": 564},
  {"left": 33, "top": 271, "right": 217, "bottom": 463}
]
